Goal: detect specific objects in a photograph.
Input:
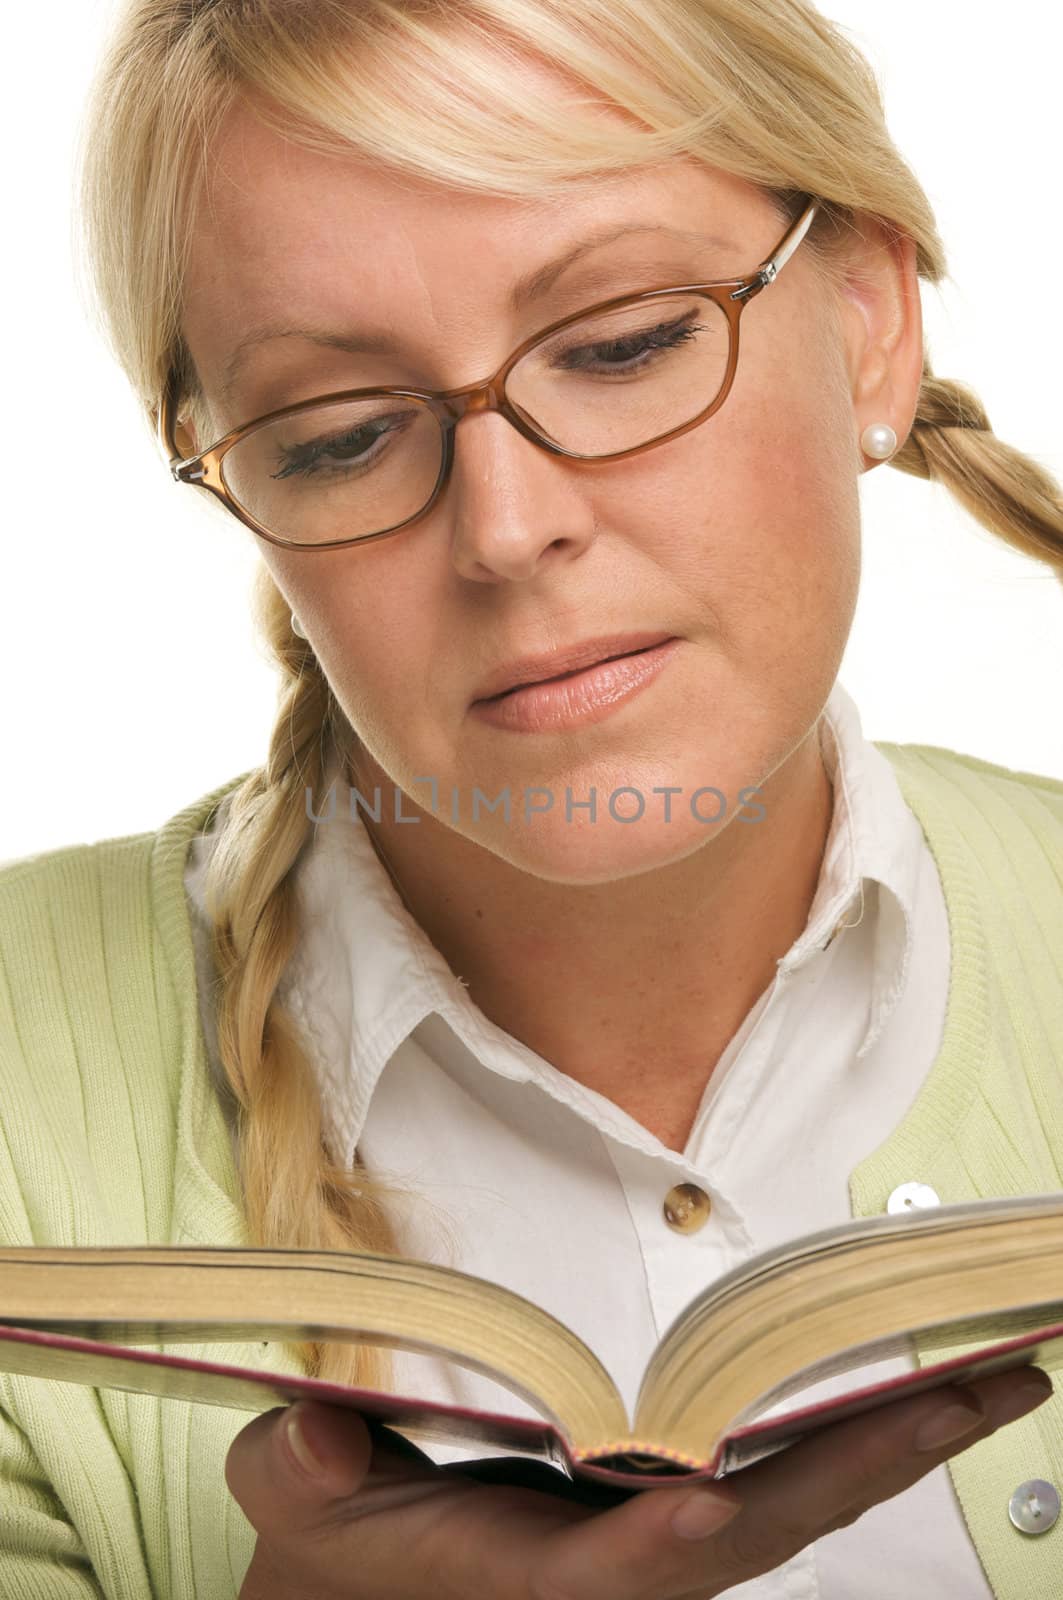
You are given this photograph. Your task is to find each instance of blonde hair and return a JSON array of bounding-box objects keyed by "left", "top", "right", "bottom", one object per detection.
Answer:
[{"left": 78, "top": 0, "right": 1063, "bottom": 1396}]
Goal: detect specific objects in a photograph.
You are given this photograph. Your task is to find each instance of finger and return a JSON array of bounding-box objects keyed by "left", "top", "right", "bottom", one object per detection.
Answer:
[
  {"left": 811, "top": 1366, "right": 1056, "bottom": 1537},
  {"left": 225, "top": 1401, "right": 375, "bottom": 1535},
  {"left": 529, "top": 1368, "right": 1053, "bottom": 1600},
  {"left": 689, "top": 1368, "right": 1053, "bottom": 1585}
]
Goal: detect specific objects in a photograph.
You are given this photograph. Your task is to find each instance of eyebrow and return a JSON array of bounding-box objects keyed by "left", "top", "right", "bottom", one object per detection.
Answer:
[{"left": 218, "top": 221, "right": 735, "bottom": 401}]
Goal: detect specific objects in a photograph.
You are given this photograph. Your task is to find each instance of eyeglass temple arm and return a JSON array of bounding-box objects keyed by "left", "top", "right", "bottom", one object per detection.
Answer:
[
  {"left": 154, "top": 368, "right": 215, "bottom": 483},
  {"left": 731, "top": 198, "right": 818, "bottom": 303},
  {"left": 153, "top": 371, "right": 189, "bottom": 478}
]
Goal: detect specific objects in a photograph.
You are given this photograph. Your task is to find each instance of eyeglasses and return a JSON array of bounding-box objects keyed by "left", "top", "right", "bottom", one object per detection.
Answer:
[{"left": 156, "top": 199, "right": 818, "bottom": 552}]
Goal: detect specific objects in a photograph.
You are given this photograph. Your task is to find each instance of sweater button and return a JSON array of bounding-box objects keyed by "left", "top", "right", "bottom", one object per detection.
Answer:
[
  {"left": 1008, "top": 1480, "right": 1060, "bottom": 1534},
  {"left": 886, "top": 1182, "right": 941, "bottom": 1214},
  {"left": 663, "top": 1183, "right": 711, "bottom": 1233}
]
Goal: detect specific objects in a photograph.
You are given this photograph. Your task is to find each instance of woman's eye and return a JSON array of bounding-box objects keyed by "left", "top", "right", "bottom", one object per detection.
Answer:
[
  {"left": 272, "top": 418, "right": 403, "bottom": 480},
  {"left": 556, "top": 316, "right": 705, "bottom": 376}
]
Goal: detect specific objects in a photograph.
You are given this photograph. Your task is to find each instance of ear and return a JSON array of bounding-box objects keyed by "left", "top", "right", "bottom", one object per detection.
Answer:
[{"left": 832, "top": 217, "right": 924, "bottom": 469}]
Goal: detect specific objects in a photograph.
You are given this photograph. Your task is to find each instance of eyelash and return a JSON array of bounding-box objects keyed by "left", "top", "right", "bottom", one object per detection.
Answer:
[{"left": 271, "top": 313, "right": 705, "bottom": 482}]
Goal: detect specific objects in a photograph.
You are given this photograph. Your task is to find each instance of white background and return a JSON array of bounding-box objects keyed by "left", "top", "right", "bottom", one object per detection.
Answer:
[{"left": 2, "top": 0, "right": 1060, "bottom": 861}]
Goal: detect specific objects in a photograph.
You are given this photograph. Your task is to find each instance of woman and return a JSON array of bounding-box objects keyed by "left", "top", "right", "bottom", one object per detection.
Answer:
[{"left": 1, "top": 0, "right": 1060, "bottom": 1596}]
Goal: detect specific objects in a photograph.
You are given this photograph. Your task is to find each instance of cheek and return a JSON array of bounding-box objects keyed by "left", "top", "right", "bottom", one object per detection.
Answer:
[
  {"left": 622, "top": 328, "right": 861, "bottom": 705},
  {"left": 719, "top": 317, "right": 858, "bottom": 587},
  {"left": 283, "top": 546, "right": 445, "bottom": 739},
  {"left": 725, "top": 419, "right": 861, "bottom": 716}
]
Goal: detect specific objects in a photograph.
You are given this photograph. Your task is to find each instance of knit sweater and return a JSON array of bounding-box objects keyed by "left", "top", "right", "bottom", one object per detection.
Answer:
[{"left": 0, "top": 741, "right": 1060, "bottom": 1599}]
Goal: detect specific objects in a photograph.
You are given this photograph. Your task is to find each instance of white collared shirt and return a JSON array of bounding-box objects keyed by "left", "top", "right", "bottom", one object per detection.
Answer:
[{"left": 185, "top": 678, "right": 995, "bottom": 1598}]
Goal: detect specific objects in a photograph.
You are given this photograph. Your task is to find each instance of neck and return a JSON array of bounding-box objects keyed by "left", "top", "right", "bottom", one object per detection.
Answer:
[{"left": 353, "top": 726, "right": 834, "bottom": 1149}]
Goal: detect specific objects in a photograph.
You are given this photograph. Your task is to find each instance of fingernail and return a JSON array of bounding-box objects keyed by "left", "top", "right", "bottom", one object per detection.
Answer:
[
  {"left": 990, "top": 1376, "right": 1055, "bottom": 1428},
  {"left": 671, "top": 1488, "right": 742, "bottom": 1540},
  {"left": 286, "top": 1406, "right": 328, "bottom": 1478},
  {"left": 914, "top": 1402, "right": 984, "bottom": 1453}
]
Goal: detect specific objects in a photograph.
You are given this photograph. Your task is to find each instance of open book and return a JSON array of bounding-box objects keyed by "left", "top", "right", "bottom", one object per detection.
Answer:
[{"left": 1, "top": 1192, "right": 1061, "bottom": 1488}]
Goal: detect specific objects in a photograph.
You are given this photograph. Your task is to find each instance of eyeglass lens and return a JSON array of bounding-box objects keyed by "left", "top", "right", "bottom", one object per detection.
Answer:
[{"left": 220, "top": 294, "right": 731, "bottom": 545}]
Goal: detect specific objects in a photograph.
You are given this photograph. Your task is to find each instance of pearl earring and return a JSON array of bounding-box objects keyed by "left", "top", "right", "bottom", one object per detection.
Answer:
[
  {"left": 290, "top": 612, "right": 307, "bottom": 639},
  {"left": 861, "top": 423, "right": 898, "bottom": 461}
]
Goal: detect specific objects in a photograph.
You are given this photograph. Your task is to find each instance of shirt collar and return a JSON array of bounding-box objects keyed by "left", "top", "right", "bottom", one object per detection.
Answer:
[
  {"left": 784, "top": 678, "right": 925, "bottom": 1061},
  {"left": 191, "top": 679, "right": 925, "bottom": 1161}
]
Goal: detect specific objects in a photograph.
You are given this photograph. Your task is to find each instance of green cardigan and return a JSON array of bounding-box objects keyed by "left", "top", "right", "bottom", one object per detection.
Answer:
[{"left": 0, "top": 742, "right": 1060, "bottom": 1599}]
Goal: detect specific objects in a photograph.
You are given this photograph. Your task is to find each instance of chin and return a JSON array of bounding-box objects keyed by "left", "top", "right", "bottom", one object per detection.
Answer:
[{"left": 466, "top": 812, "right": 729, "bottom": 887}]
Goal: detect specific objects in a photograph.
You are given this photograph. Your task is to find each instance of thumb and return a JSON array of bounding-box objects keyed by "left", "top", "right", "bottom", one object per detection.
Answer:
[{"left": 225, "top": 1400, "right": 374, "bottom": 1529}]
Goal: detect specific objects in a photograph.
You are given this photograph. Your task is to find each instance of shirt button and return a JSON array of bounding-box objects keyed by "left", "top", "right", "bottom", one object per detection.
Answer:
[
  {"left": 1008, "top": 1479, "right": 1061, "bottom": 1535},
  {"left": 663, "top": 1183, "right": 711, "bottom": 1234},
  {"left": 886, "top": 1182, "right": 941, "bottom": 1214}
]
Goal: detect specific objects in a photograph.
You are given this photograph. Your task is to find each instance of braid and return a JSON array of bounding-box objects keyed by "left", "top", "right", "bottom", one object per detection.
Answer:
[
  {"left": 201, "top": 562, "right": 410, "bottom": 1392},
  {"left": 893, "top": 357, "right": 1063, "bottom": 580}
]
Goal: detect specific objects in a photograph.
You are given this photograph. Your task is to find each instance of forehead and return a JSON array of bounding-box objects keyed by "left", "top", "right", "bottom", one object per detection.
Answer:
[{"left": 187, "top": 94, "right": 761, "bottom": 309}]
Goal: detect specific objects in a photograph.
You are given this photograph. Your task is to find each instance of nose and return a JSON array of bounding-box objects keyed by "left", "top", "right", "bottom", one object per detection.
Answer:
[{"left": 445, "top": 407, "right": 597, "bottom": 583}]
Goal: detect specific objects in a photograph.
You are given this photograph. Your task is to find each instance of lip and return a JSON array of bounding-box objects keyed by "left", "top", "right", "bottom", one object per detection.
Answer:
[
  {"left": 469, "top": 637, "right": 681, "bottom": 734},
  {"left": 471, "top": 631, "right": 678, "bottom": 704}
]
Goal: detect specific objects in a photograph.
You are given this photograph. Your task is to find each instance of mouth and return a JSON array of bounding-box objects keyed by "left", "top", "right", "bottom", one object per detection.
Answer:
[{"left": 485, "top": 642, "right": 670, "bottom": 701}]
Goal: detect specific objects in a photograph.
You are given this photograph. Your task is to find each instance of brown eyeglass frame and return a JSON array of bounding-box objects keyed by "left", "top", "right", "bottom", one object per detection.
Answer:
[{"left": 155, "top": 198, "right": 818, "bottom": 553}]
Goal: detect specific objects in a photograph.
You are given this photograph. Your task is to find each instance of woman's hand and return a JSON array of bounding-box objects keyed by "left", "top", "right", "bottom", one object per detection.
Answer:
[{"left": 228, "top": 1366, "right": 1052, "bottom": 1599}]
